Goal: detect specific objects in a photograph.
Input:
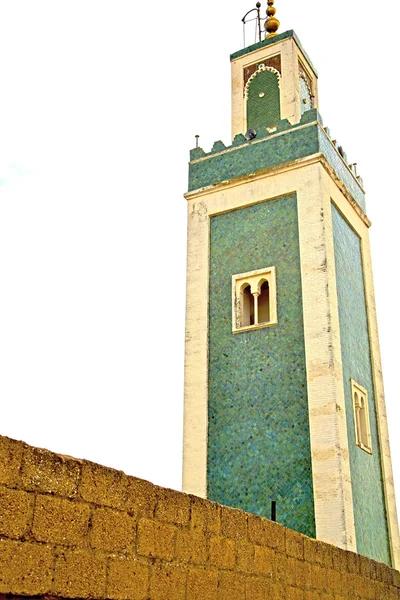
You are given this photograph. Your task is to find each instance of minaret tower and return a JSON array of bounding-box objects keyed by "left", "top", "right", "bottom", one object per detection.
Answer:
[{"left": 182, "top": 3, "right": 400, "bottom": 568}]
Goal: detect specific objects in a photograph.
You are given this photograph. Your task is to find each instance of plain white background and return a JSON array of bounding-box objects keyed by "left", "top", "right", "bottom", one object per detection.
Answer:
[{"left": 0, "top": 1, "right": 399, "bottom": 509}]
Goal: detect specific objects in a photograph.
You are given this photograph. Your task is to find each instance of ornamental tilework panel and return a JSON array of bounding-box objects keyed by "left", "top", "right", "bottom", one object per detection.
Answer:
[
  {"left": 208, "top": 195, "right": 316, "bottom": 538},
  {"left": 331, "top": 204, "right": 390, "bottom": 564},
  {"left": 247, "top": 69, "right": 281, "bottom": 131}
]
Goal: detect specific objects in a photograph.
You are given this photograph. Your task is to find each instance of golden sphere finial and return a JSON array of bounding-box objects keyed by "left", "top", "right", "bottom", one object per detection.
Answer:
[{"left": 265, "top": 0, "right": 280, "bottom": 38}]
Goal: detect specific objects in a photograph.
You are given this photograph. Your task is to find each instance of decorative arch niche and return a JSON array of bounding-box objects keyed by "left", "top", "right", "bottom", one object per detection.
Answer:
[{"left": 244, "top": 64, "right": 281, "bottom": 132}]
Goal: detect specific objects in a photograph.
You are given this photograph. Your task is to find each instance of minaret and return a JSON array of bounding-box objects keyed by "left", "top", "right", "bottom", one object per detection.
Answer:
[{"left": 182, "top": 3, "right": 400, "bottom": 568}]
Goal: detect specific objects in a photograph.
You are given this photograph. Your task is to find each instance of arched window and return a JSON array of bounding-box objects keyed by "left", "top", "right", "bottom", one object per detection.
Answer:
[
  {"left": 359, "top": 395, "right": 369, "bottom": 448},
  {"left": 241, "top": 284, "right": 255, "bottom": 327},
  {"left": 258, "top": 280, "right": 270, "bottom": 324},
  {"left": 351, "top": 379, "right": 372, "bottom": 454},
  {"left": 232, "top": 267, "right": 277, "bottom": 333}
]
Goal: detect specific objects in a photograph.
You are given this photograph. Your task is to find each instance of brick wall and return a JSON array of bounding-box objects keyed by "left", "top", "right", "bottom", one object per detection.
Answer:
[{"left": 0, "top": 435, "right": 399, "bottom": 599}]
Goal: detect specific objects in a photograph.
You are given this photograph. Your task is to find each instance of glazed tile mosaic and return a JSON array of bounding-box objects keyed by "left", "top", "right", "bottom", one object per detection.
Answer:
[
  {"left": 208, "top": 194, "right": 316, "bottom": 538},
  {"left": 188, "top": 110, "right": 366, "bottom": 214},
  {"left": 332, "top": 204, "right": 390, "bottom": 564},
  {"left": 318, "top": 130, "right": 366, "bottom": 211}
]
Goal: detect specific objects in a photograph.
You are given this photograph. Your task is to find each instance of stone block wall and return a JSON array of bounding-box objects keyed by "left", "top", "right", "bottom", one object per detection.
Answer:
[{"left": 0, "top": 434, "right": 399, "bottom": 599}]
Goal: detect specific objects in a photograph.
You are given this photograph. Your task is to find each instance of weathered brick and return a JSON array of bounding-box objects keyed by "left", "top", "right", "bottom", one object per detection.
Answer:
[
  {"left": 354, "top": 572, "right": 373, "bottom": 599},
  {"left": 304, "top": 538, "right": 333, "bottom": 567},
  {"left": 311, "top": 564, "right": 328, "bottom": 592},
  {"left": 393, "top": 568, "right": 400, "bottom": 588},
  {"left": 125, "top": 476, "right": 157, "bottom": 518},
  {"left": 107, "top": 557, "right": 149, "bottom": 600},
  {"left": 359, "top": 554, "right": 372, "bottom": 579},
  {"left": 137, "top": 518, "right": 176, "bottom": 560},
  {"left": 236, "top": 540, "right": 255, "bottom": 573},
  {"left": 155, "top": 488, "right": 191, "bottom": 525},
  {"left": 254, "top": 544, "right": 275, "bottom": 577},
  {"left": 286, "top": 528, "right": 305, "bottom": 559},
  {"left": 388, "top": 584, "right": 400, "bottom": 600},
  {"left": 218, "top": 571, "right": 246, "bottom": 600},
  {"left": 287, "top": 587, "right": 305, "bottom": 600},
  {"left": 373, "top": 580, "right": 386, "bottom": 599},
  {"left": 271, "top": 581, "right": 286, "bottom": 600},
  {"left": 296, "top": 560, "right": 312, "bottom": 590},
  {"left": 190, "top": 496, "right": 220, "bottom": 535},
  {"left": 304, "top": 591, "right": 320, "bottom": 600},
  {"left": 0, "top": 437, "right": 23, "bottom": 487},
  {"left": 187, "top": 568, "right": 218, "bottom": 600},
  {"left": 381, "top": 563, "right": 394, "bottom": 585},
  {"left": 331, "top": 545, "right": 347, "bottom": 573},
  {"left": 79, "top": 462, "right": 128, "bottom": 508},
  {"left": 32, "top": 495, "right": 90, "bottom": 546},
  {"left": 221, "top": 505, "right": 247, "bottom": 540},
  {"left": 209, "top": 536, "right": 235, "bottom": 569},
  {"left": 345, "top": 550, "right": 360, "bottom": 574},
  {"left": 176, "top": 528, "right": 208, "bottom": 564},
  {"left": 53, "top": 549, "right": 107, "bottom": 598},
  {"left": 21, "top": 445, "right": 80, "bottom": 497},
  {"left": 0, "top": 539, "right": 52, "bottom": 595},
  {"left": 150, "top": 563, "right": 186, "bottom": 600},
  {"left": 282, "top": 555, "right": 296, "bottom": 586},
  {"left": 245, "top": 575, "right": 268, "bottom": 600},
  {"left": 90, "top": 507, "right": 135, "bottom": 551},
  {"left": 0, "top": 488, "right": 31, "bottom": 539},
  {"left": 327, "top": 568, "right": 342, "bottom": 594},
  {"left": 248, "top": 513, "right": 285, "bottom": 552}
]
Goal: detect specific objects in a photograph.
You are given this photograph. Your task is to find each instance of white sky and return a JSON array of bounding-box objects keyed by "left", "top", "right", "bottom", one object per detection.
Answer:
[{"left": 1, "top": 0, "right": 399, "bottom": 511}]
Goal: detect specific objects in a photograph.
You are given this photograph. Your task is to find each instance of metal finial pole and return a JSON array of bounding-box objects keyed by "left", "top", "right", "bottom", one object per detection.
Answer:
[
  {"left": 265, "top": 0, "right": 280, "bottom": 38},
  {"left": 195, "top": 135, "right": 200, "bottom": 149},
  {"left": 256, "top": 2, "right": 262, "bottom": 42}
]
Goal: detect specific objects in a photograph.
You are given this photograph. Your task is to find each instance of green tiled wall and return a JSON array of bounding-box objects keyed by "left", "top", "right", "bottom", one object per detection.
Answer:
[
  {"left": 247, "top": 70, "right": 281, "bottom": 131},
  {"left": 331, "top": 204, "right": 390, "bottom": 564},
  {"left": 208, "top": 195, "right": 316, "bottom": 538},
  {"left": 188, "top": 110, "right": 366, "bottom": 213}
]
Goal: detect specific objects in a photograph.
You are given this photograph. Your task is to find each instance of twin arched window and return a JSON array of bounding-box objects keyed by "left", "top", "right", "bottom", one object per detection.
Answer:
[
  {"left": 351, "top": 379, "right": 372, "bottom": 454},
  {"left": 232, "top": 267, "right": 277, "bottom": 333}
]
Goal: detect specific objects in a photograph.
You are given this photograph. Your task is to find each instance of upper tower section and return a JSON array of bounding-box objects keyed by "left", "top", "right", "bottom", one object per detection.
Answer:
[{"left": 231, "top": 19, "right": 319, "bottom": 138}]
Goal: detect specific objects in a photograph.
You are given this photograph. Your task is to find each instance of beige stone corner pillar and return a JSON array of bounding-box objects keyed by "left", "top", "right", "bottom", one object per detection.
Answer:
[
  {"left": 280, "top": 38, "right": 301, "bottom": 126},
  {"left": 182, "top": 199, "right": 209, "bottom": 498},
  {"left": 297, "top": 163, "right": 357, "bottom": 551}
]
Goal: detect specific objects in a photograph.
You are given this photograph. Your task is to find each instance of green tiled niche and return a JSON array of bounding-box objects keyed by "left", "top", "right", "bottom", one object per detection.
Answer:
[
  {"left": 247, "top": 69, "right": 281, "bottom": 131},
  {"left": 207, "top": 195, "right": 315, "bottom": 538},
  {"left": 331, "top": 204, "right": 391, "bottom": 565}
]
